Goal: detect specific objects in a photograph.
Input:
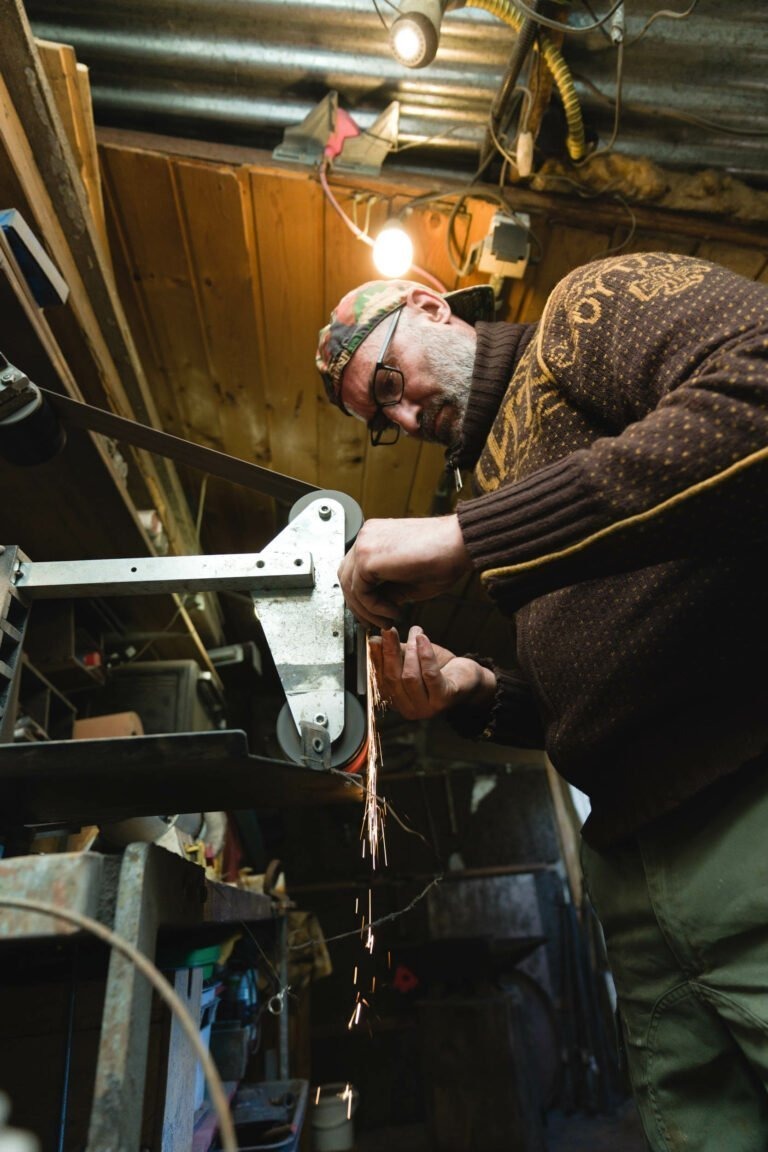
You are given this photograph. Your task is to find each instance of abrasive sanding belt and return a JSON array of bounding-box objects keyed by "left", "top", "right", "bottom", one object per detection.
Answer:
[{"left": 40, "top": 387, "right": 318, "bottom": 506}]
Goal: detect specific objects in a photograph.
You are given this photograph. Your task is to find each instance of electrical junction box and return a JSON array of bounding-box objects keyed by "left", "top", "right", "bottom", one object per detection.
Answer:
[{"left": 476, "top": 212, "right": 530, "bottom": 279}]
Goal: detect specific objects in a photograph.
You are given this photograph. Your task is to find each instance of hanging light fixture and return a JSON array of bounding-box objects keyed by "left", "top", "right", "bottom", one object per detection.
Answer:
[
  {"left": 372, "top": 223, "right": 414, "bottom": 277},
  {"left": 389, "top": 0, "right": 451, "bottom": 68}
]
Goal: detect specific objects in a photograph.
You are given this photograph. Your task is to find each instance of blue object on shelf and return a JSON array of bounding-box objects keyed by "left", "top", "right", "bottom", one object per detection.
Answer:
[{"left": 0, "top": 208, "right": 69, "bottom": 306}]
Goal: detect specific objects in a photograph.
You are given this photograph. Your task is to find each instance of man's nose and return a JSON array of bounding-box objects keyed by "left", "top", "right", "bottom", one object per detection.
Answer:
[{"left": 388, "top": 399, "right": 421, "bottom": 436}]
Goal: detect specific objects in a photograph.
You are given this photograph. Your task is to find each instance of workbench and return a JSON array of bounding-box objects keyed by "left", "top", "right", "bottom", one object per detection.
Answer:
[{"left": 0, "top": 841, "right": 285, "bottom": 1152}]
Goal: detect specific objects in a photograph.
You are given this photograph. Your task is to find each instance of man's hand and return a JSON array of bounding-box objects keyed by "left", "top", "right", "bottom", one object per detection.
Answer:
[
  {"left": 338, "top": 515, "right": 472, "bottom": 629},
  {"left": 369, "top": 625, "right": 496, "bottom": 722}
]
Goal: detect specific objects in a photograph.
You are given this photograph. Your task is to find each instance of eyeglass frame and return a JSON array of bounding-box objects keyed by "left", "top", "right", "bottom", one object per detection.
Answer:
[{"left": 367, "top": 306, "right": 406, "bottom": 446}]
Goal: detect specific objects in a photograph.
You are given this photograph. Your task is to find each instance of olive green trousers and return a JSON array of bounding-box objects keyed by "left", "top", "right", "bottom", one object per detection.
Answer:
[{"left": 581, "top": 763, "right": 768, "bottom": 1152}]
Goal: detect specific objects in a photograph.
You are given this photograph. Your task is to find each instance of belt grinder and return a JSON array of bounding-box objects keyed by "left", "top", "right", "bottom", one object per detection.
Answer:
[
  {"left": 0, "top": 488, "right": 367, "bottom": 774},
  {"left": 0, "top": 356, "right": 369, "bottom": 783}
]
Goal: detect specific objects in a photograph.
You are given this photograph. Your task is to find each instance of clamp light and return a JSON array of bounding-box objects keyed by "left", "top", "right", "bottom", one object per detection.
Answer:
[{"left": 389, "top": 0, "right": 450, "bottom": 68}]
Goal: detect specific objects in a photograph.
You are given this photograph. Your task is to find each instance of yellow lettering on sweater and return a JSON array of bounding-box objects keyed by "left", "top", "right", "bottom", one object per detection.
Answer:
[{"left": 475, "top": 363, "right": 568, "bottom": 492}]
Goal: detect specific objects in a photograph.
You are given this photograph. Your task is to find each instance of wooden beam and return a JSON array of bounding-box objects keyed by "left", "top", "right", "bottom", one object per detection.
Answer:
[
  {"left": 96, "top": 126, "right": 768, "bottom": 250},
  {"left": 0, "top": 2, "right": 210, "bottom": 568},
  {"left": 34, "top": 38, "right": 112, "bottom": 276}
]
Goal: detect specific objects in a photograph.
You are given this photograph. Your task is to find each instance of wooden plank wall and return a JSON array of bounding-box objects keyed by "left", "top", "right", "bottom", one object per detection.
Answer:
[
  {"left": 98, "top": 145, "right": 492, "bottom": 556},
  {"left": 96, "top": 128, "right": 768, "bottom": 661}
]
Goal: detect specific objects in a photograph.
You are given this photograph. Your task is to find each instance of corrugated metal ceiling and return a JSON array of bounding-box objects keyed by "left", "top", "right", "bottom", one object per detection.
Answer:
[{"left": 24, "top": 0, "right": 768, "bottom": 190}]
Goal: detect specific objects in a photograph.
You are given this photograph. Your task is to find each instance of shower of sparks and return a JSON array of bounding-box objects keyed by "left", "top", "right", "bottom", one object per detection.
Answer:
[
  {"left": 363, "top": 635, "right": 387, "bottom": 870},
  {"left": 346, "top": 636, "right": 389, "bottom": 1031},
  {"left": 347, "top": 995, "right": 363, "bottom": 1029}
]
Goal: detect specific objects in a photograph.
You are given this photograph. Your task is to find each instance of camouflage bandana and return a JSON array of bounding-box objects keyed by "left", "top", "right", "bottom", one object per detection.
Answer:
[{"left": 316, "top": 280, "right": 495, "bottom": 414}]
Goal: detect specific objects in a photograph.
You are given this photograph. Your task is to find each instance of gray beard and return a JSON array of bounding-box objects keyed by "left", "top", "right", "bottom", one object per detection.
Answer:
[{"left": 420, "top": 327, "right": 475, "bottom": 446}]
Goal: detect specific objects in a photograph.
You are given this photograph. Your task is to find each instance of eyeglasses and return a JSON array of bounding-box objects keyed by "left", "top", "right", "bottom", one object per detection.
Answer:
[{"left": 368, "top": 306, "right": 405, "bottom": 446}]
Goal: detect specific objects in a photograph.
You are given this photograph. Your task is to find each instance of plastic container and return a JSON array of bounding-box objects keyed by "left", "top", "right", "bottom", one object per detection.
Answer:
[
  {"left": 309, "top": 1083, "right": 359, "bottom": 1152},
  {"left": 157, "top": 941, "right": 222, "bottom": 981}
]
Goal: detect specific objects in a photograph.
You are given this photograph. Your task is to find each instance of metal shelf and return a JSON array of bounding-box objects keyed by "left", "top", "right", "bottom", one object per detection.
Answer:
[{"left": 0, "top": 842, "right": 281, "bottom": 1151}]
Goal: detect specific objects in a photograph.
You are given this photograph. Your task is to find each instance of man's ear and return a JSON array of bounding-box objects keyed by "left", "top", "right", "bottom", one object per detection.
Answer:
[{"left": 406, "top": 286, "right": 453, "bottom": 324}]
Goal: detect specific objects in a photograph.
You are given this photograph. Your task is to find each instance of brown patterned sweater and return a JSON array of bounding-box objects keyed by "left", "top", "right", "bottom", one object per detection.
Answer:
[{"left": 450, "top": 251, "right": 768, "bottom": 848}]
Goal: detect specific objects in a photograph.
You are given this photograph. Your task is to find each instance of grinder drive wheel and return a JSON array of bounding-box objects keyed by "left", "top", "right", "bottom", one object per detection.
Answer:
[
  {"left": 276, "top": 691, "right": 366, "bottom": 772},
  {"left": 288, "top": 489, "right": 363, "bottom": 548}
]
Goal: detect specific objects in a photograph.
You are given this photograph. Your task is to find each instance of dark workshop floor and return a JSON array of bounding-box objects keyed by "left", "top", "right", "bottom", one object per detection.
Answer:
[
  {"left": 544, "top": 1102, "right": 648, "bottom": 1150},
  {"left": 354, "top": 1100, "right": 648, "bottom": 1151}
]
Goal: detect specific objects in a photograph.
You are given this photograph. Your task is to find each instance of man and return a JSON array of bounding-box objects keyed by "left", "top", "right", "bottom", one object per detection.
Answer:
[{"left": 316, "top": 251, "right": 768, "bottom": 1151}]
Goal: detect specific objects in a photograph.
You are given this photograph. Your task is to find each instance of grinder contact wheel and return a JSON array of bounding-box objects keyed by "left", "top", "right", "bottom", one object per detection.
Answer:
[
  {"left": 288, "top": 489, "right": 363, "bottom": 548},
  {"left": 276, "top": 690, "right": 366, "bottom": 772}
]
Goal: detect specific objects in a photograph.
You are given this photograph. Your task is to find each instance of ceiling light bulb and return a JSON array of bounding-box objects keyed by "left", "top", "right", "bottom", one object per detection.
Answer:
[
  {"left": 389, "top": 0, "right": 446, "bottom": 69},
  {"left": 373, "top": 225, "right": 414, "bottom": 278},
  {"left": 392, "top": 21, "right": 427, "bottom": 67}
]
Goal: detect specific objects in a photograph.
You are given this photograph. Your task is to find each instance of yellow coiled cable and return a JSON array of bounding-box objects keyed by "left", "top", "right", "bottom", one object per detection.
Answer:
[{"left": 466, "top": 0, "right": 588, "bottom": 161}]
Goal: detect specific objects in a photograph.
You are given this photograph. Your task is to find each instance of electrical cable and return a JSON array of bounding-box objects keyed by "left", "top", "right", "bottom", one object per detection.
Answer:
[
  {"left": 488, "top": 114, "right": 524, "bottom": 172},
  {"left": 467, "top": 0, "right": 588, "bottom": 161},
  {"left": 624, "top": 0, "right": 699, "bottom": 47},
  {"left": 509, "top": 0, "right": 626, "bottom": 35},
  {"left": 387, "top": 123, "right": 470, "bottom": 155},
  {"left": 371, "top": 0, "right": 391, "bottom": 31},
  {"left": 491, "top": 68, "right": 538, "bottom": 179},
  {"left": 445, "top": 185, "right": 535, "bottom": 276},
  {"left": 319, "top": 874, "right": 443, "bottom": 945},
  {"left": 584, "top": 0, "right": 699, "bottom": 52},
  {"left": 589, "top": 193, "right": 637, "bottom": 256},
  {"left": 579, "top": 0, "right": 615, "bottom": 42},
  {"left": 373, "top": 0, "right": 402, "bottom": 17},
  {"left": 0, "top": 896, "right": 237, "bottom": 1152},
  {"left": 383, "top": 182, "right": 540, "bottom": 276},
  {"left": 489, "top": 0, "right": 540, "bottom": 162},
  {"left": 575, "top": 35, "right": 624, "bottom": 163},
  {"left": 318, "top": 161, "right": 448, "bottom": 291}
]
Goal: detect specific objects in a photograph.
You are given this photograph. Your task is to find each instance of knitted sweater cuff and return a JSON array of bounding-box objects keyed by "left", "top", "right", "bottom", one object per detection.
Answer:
[
  {"left": 456, "top": 451, "right": 605, "bottom": 575},
  {"left": 449, "top": 659, "right": 544, "bottom": 747}
]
